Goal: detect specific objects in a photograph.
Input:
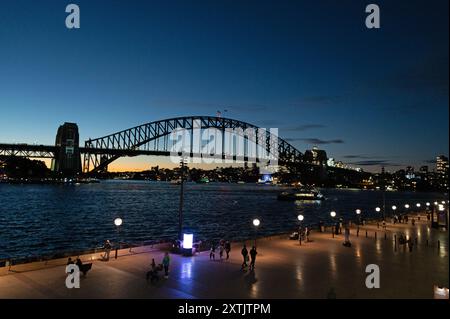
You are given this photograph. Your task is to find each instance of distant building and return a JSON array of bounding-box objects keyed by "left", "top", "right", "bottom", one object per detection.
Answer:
[
  {"left": 419, "top": 165, "right": 429, "bottom": 174},
  {"left": 304, "top": 146, "right": 327, "bottom": 166},
  {"left": 335, "top": 161, "right": 345, "bottom": 169},
  {"left": 436, "top": 155, "right": 449, "bottom": 189},
  {"left": 327, "top": 157, "right": 335, "bottom": 167},
  {"left": 405, "top": 166, "right": 415, "bottom": 180}
]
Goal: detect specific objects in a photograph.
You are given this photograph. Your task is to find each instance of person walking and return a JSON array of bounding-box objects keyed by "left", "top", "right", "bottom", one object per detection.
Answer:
[
  {"left": 162, "top": 252, "right": 170, "bottom": 278},
  {"left": 249, "top": 246, "right": 257, "bottom": 270},
  {"left": 102, "top": 240, "right": 112, "bottom": 261},
  {"left": 219, "top": 243, "right": 224, "bottom": 260},
  {"left": 343, "top": 224, "right": 351, "bottom": 247},
  {"left": 241, "top": 244, "right": 248, "bottom": 270},
  {"left": 225, "top": 241, "right": 231, "bottom": 260},
  {"left": 209, "top": 244, "right": 216, "bottom": 260}
]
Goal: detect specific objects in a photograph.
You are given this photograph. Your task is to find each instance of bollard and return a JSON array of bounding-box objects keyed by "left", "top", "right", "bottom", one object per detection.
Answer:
[
  {"left": 384, "top": 233, "right": 387, "bottom": 240},
  {"left": 415, "top": 237, "right": 418, "bottom": 245},
  {"left": 377, "top": 222, "right": 379, "bottom": 229},
  {"left": 438, "top": 240, "right": 440, "bottom": 250},
  {"left": 365, "top": 230, "right": 368, "bottom": 238},
  {"left": 115, "top": 248, "right": 118, "bottom": 259},
  {"left": 375, "top": 232, "right": 377, "bottom": 240},
  {"left": 426, "top": 239, "right": 428, "bottom": 246},
  {"left": 357, "top": 228, "right": 359, "bottom": 237},
  {"left": 394, "top": 234, "right": 397, "bottom": 251}
]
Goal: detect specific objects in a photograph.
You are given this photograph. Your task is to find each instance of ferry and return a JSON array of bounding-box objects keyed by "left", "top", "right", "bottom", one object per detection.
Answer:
[
  {"left": 170, "top": 179, "right": 182, "bottom": 185},
  {"left": 277, "top": 187, "right": 325, "bottom": 201}
]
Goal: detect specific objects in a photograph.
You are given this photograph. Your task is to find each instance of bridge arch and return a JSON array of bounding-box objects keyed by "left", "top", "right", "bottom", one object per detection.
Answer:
[{"left": 83, "top": 116, "right": 303, "bottom": 173}]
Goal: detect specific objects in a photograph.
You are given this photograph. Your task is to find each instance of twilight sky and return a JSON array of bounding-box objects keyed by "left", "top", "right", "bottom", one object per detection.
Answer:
[{"left": 0, "top": 0, "right": 448, "bottom": 172}]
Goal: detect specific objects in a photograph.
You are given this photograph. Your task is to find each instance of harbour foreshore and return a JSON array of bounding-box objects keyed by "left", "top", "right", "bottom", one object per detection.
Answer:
[{"left": 0, "top": 212, "right": 448, "bottom": 298}]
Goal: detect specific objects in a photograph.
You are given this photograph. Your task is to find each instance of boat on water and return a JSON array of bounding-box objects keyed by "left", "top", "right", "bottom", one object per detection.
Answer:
[
  {"left": 196, "top": 177, "right": 210, "bottom": 184},
  {"left": 277, "top": 187, "right": 325, "bottom": 201}
]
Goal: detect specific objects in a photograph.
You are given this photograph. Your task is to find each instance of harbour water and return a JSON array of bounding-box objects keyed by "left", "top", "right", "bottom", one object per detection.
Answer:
[{"left": 0, "top": 180, "right": 445, "bottom": 260}]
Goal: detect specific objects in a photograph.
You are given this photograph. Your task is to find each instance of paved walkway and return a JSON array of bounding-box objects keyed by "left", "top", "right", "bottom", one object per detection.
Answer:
[{"left": 0, "top": 215, "right": 448, "bottom": 299}]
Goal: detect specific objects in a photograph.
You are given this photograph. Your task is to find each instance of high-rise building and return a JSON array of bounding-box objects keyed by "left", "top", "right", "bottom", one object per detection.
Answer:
[
  {"left": 405, "top": 166, "right": 415, "bottom": 179},
  {"left": 304, "top": 146, "right": 328, "bottom": 166},
  {"left": 436, "top": 155, "right": 449, "bottom": 189},
  {"left": 51, "top": 122, "right": 82, "bottom": 176}
]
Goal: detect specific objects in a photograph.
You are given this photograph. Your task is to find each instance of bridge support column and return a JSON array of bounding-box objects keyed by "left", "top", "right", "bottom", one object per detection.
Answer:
[{"left": 52, "top": 122, "right": 82, "bottom": 177}]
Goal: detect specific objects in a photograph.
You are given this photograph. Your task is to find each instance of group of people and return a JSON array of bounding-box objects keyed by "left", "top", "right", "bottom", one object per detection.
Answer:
[
  {"left": 240, "top": 244, "right": 258, "bottom": 271},
  {"left": 209, "top": 240, "right": 231, "bottom": 260},
  {"left": 392, "top": 214, "right": 409, "bottom": 224},
  {"left": 67, "top": 257, "right": 92, "bottom": 276},
  {"left": 398, "top": 233, "right": 414, "bottom": 252},
  {"left": 146, "top": 252, "right": 171, "bottom": 283}
]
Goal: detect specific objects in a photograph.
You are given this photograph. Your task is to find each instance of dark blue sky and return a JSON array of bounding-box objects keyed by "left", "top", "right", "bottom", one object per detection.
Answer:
[{"left": 0, "top": 0, "right": 448, "bottom": 172}]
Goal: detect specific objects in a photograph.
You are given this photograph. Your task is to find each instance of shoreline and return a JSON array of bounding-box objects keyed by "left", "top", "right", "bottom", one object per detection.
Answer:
[
  {"left": 1, "top": 211, "right": 446, "bottom": 276},
  {"left": 0, "top": 212, "right": 447, "bottom": 298}
]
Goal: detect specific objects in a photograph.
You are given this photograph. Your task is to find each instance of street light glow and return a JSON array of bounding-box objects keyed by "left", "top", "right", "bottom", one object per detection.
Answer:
[
  {"left": 416, "top": 203, "right": 421, "bottom": 208},
  {"left": 330, "top": 211, "right": 336, "bottom": 218},
  {"left": 434, "top": 202, "right": 438, "bottom": 205},
  {"left": 426, "top": 202, "right": 430, "bottom": 206},
  {"left": 356, "top": 209, "right": 361, "bottom": 215},
  {"left": 438, "top": 205, "right": 445, "bottom": 211},
  {"left": 114, "top": 217, "right": 123, "bottom": 226},
  {"left": 297, "top": 214, "right": 304, "bottom": 221},
  {"left": 392, "top": 205, "right": 397, "bottom": 210},
  {"left": 375, "top": 207, "right": 381, "bottom": 212},
  {"left": 253, "top": 218, "right": 260, "bottom": 227},
  {"left": 405, "top": 204, "right": 410, "bottom": 209}
]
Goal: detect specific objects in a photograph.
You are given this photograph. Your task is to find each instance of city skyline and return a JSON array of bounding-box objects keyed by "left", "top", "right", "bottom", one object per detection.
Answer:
[{"left": 0, "top": 0, "right": 448, "bottom": 173}]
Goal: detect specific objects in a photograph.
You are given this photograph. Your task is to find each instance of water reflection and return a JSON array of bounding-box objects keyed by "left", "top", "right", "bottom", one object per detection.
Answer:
[{"left": 181, "top": 260, "right": 193, "bottom": 279}]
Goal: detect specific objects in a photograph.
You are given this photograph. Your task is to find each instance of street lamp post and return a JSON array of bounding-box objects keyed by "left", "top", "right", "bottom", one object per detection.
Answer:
[
  {"left": 178, "top": 158, "right": 188, "bottom": 242},
  {"left": 252, "top": 218, "right": 260, "bottom": 247},
  {"left": 297, "top": 214, "right": 304, "bottom": 246},
  {"left": 114, "top": 217, "right": 123, "bottom": 259},
  {"left": 330, "top": 211, "right": 336, "bottom": 238},
  {"left": 392, "top": 205, "right": 397, "bottom": 222},
  {"left": 356, "top": 209, "right": 361, "bottom": 225},
  {"left": 356, "top": 209, "right": 361, "bottom": 236}
]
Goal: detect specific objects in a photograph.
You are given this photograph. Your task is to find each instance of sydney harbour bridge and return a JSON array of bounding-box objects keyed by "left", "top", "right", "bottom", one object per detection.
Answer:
[{"left": 0, "top": 116, "right": 305, "bottom": 176}]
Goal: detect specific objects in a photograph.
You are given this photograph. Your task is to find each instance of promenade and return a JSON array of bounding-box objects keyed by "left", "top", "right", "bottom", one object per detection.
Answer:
[{"left": 0, "top": 214, "right": 448, "bottom": 299}]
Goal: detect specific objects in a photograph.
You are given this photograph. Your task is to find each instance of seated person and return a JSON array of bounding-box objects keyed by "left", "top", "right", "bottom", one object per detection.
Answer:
[{"left": 75, "top": 257, "right": 92, "bottom": 276}]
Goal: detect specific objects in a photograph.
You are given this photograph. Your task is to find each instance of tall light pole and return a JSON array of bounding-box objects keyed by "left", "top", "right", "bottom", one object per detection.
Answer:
[
  {"left": 356, "top": 209, "right": 361, "bottom": 225},
  {"left": 252, "top": 218, "right": 260, "bottom": 247},
  {"left": 297, "top": 214, "right": 304, "bottom": 246},
  {"left": 178, "top": 157, "right": 188, "bottom": 242},
  {"left": 114, "top": 217, "right": 123, "bottom": 259},
  {"left": 356, "top": 209, "right": 361, "bottom": 236},
  {"left": 330, "top": 211, "right": 336, "bottom": 238}
]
